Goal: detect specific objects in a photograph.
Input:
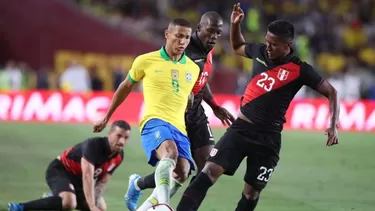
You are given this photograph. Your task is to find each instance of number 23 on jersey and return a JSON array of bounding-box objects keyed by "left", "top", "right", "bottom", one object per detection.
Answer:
[
  {"left": 256, "top": 68, "right": 290, "bottom": 92},
  {"left": 256, "top": 72, "right": 275, "bottom": 92}
]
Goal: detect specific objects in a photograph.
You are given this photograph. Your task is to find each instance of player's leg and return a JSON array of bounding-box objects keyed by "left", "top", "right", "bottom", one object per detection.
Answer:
[
  {"left": 127, "top": 119, "right": 210, "bottom": 205},
  {"left": 176, "top": 128, "right": 246, "bottom": 211},
  {"left": 136, "top": 119, "right": 178, "bottom": 210},
  {"left": 134, "top": 172, "right": 156, "bottom": 190},
  {"left": 235, "top": 138, "right": 280, "bottom": 211},
  {"left": 235, "top": 183, "right": 260, "bottom": 211},
  {"left": 170, "top": 131, "right": 195, "bottom": 198},
  {"left": 189, "top": 122, "right": 215, "bottom": 182},
  {"left": 153, "top": 140, "right": 178, "bottom": 204},
  {"left": 127, "top": 121, "right": 211, "bottom": 196},
  {"left": 8, "top": 159, "right": 78, "bottom": 211}
]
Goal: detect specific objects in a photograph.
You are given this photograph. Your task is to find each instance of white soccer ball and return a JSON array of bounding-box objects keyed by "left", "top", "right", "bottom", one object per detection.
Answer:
[{"left": 147, "top": 204, "right": 174, "bottom": 211}]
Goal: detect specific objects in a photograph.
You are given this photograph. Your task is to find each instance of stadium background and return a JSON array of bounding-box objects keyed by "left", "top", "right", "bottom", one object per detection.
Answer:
[{"left": 1, "top": 0, "right": 375, "bottom": 210}]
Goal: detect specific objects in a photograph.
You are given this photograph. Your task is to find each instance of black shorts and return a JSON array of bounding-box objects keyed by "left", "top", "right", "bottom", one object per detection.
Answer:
[
  {"left": 207, "top": 120, "right": 281, "bottom": 191},
  {"left": 186, "top": 120, "right": 215, "bottom": 150},
  {"left": 45, "top": 159, "right": 88, "bottom": 210}
]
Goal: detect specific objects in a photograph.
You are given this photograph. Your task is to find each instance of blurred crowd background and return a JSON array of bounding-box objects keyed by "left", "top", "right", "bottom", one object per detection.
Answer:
[{"left": 1, "top": 0, "right": 375, "bottom": 100}]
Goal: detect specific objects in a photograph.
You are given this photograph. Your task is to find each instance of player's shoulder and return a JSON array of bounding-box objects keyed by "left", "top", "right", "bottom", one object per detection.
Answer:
[
  {"left": 135, "top": 50, "right": 160, "bottom": 61},
  {"left": 245, "top": 43, "right": 266, "bottom": 58},
  {"left": 85, "top": 136, "right": 107, "bottom": 146},
  {"left": 185, "top": 56, "right": 200, "bottom": 70},
  {"left": 254, "top": 42, "right": 266, "bottom": 48},
  {"left": 289, "top": 56, "right": 313, "bottom": 71},
  {"left": 252, "top": 42, "right": 267, "bottom": 52}
]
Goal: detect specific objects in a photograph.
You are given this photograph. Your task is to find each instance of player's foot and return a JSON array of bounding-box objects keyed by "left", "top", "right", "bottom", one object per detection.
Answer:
[
  {"left": 125, "top": 174, "right": 143, "bottom": 211},
  {"left": 8, "top": 203, "right": 24, "bottom": 211},
  {"left": 41, "top": 192, "right": 53, "bottom": 198}
]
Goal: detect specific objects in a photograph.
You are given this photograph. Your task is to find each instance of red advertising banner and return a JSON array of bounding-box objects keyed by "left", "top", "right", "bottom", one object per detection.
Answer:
[{"left": 1, "top": 91, "right": 375, "bottom": 132}]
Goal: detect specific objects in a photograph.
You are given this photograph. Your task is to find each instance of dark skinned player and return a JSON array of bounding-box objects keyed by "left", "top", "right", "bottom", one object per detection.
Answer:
[
  {"left": 8, "top": 120, "right": 131, "bottom": 211},
  {"left": 124, "top": 11, "right": 235, "bottom": 211},
  {"left": 176, "top": 3, "right": 340, "bottom": 211}
]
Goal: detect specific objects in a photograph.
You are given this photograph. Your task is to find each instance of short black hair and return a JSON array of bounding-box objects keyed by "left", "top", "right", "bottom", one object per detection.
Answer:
[
  {"left": 169, "top": 18, "right": 192, "bottom": 29},
  {"left": 200, "top": 11, "right": 223, "bottom": 24},
  {"left": 111, "top": 120, "right": 131, "bottom": 131},
  {"left": 267, "top": 20, "right": 294, "bottom": 41}
]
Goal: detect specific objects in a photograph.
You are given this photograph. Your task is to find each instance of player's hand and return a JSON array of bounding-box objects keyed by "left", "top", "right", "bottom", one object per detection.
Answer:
[
  {"left": 231, "top": 3, "right": 244, "bottom": 24},
  {"left": 93, "top": 118, "right": 108, "bottom": 133},
  {"left": 325, "top": 127, "right": 339, "bottom": 147},
  {"left": 213, "top": 106, "right": 235, "bottom": 126},
  {"left": 90, "top": 206, "right": 102, "bottom": 211}
]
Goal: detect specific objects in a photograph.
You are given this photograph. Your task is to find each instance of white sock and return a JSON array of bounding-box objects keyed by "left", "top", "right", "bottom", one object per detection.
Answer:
[
  {"left": 170, "top": 178, "right": 182, "bottom": 198},
  {"left": 134, "top": 177, "right": 141, "bottom": 191},
  {"left": 154, "top": 158, "right": 176, "bottom": 204},
  {"left": 136, "top": 189, "right": 159, "bottom": 211}
]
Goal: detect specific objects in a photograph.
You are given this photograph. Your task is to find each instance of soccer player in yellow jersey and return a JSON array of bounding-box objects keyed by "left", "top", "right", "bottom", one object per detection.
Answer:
[{"left": 93, "top": 18, "right": 200, "bottom": 210}]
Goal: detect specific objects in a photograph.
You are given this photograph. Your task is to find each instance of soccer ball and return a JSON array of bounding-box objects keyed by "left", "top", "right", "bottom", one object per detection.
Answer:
[{"left": 147, "top": 204, "right": 174, "bottom": 211}]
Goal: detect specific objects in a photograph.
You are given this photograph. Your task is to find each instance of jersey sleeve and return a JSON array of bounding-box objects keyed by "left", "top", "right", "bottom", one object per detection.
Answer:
[
  {"left": 82, "top": 138, "right": 102, "bottom": 164},
  {"left": 128, "top": 55, "right": 146, "bottom": 83},
  {"left": 299, "top": 63, "right": 324, "bottom": 90},
  {"left": 244, "top": 43, "right": 265, "bottom": 59}
]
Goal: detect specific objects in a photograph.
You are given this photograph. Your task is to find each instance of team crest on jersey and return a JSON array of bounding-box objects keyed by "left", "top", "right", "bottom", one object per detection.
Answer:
[
  {"left": 277, "top": 68, "right": 289, "bottom": 81},
  {"left": 171, "top": 69, "right": 179, "bottom": 80},
  {"left": 210, "top": 148, "right": 218, "bottom": 157},
  {"left": 185, "top": 72, "right": 192, "bottom": 83}
]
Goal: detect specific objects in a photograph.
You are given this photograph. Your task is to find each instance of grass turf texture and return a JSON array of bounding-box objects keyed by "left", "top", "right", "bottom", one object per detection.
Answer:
[{"left": 0, "top": 122, "right": 374, "bottom": 211}]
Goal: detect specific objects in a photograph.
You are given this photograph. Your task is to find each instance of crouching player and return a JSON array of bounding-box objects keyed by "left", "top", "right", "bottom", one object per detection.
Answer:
[{"left": 8, "top": 120, "right": 131, "bottom": 211}]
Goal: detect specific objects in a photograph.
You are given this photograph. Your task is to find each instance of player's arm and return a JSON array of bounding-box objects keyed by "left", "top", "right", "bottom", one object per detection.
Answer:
[
  {"left": 316, "top": 80, "right": 340, "bottom": 130},
  {"left": 94, "top": 173, "right": 110, "bottom": 203},
  {"left": 301, "top": 64, "right": 339, "bottom": 146},
  {"left": 102, "top": 56, "right": 145, "bottom": 122},
  {"left": 203, "top": 83, "right": 235, "bottom": 125},
  {"left": 316, "top": 80, "right": 339, "bottom": 146},
  {"left": 94, "top": 154, "right": 122, "bottom": 201},
  {"left": 230, "top": 20, "right": 247, "bottom": 57},
  {"left": 230, "top": 3, "right": 251, "bottom": 58},
  {"left": 81, "top": 139, "right": 101, "bottom": 210},
  {"left": 203, "top": 84, "right": 219, "bottom": 109},
  {"left": 81, "top": 157, "right": 97, "bottom": 210}
]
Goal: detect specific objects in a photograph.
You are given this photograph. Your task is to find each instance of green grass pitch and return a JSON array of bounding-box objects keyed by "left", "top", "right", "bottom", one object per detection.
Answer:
[{"left": 0, "top": 122, "right": 374, "bottom": 211}]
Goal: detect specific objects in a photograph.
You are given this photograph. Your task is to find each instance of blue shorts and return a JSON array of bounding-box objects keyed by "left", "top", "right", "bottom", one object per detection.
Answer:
[{"left": 141, "top": 118, "right": 194, "bottom": 171}]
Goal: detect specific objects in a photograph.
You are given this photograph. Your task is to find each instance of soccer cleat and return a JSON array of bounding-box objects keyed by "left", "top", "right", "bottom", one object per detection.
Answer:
[
  {"left": 125, "top": 174, "right": 143, "bottom": 211},
  {"left": 8, "top": 203, "right": 24, "bottom": 211}
]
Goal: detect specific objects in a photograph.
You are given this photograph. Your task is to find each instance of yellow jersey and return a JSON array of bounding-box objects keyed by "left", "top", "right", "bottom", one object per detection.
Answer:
[{"left": 128, "top": 46, "right": 200, "bottom": 135}]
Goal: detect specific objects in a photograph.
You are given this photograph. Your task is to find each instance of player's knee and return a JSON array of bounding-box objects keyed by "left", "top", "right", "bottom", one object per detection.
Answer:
[
  {"left": 193, "top": 145, "right": 212, "bottom": 172},
  {"left": 157, "top": 140, "right": 179, "bottom": 160},
  {"left": 176, "top": 170, "right": 189, "bottom": 183},
  {"left": 58, "top": 192, "right": 77, "bottom": 210},
  {"left": 172, "top": 173, "right": 188, "bottom": 184},
  {"left": 201, "top": 162, "right": 224, "bottom": 184},
  {"left": 174, "top": 158, "right": 190, "bottom": 183},
  {"left": 173, "top": 169, "right": 189, "bottom": 183},
  {"left": 243, "top": 183, "right": 260, "bottom": 200}
]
